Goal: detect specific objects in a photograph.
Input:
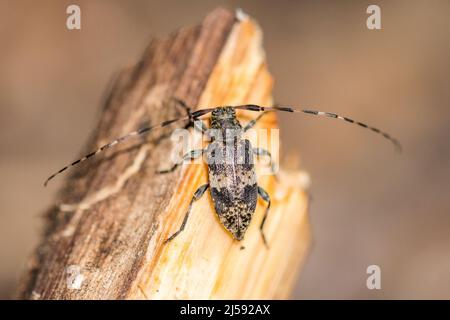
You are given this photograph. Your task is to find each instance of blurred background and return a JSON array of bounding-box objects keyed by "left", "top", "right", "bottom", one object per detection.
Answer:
[{"left": 1, "top": 0, "right": 449, "bottom": 299}]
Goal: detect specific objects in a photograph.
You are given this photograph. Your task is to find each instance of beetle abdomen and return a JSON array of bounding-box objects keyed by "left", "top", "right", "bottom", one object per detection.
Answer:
[{"left": 207, "top": 139, "right": 258, "bottom": 240}]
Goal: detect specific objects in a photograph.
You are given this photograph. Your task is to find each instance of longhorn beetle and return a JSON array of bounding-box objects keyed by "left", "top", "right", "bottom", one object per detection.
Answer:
[{"left": 44, "top": 99, "right": 401, "bottom": 247}]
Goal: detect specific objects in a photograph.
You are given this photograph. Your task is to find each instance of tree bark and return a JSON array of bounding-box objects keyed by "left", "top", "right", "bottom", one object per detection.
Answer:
[{"left": 17, "top": 8, "right": 311, "bottom": 300}]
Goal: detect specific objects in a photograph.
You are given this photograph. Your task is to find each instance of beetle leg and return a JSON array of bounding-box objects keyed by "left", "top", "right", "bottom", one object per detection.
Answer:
[
  {"left": 164, "top": 183, "right": 209, "bottom": 244},
  {"left": 173, "top": 98, "right": 209, "bottom": 134},
  {"left": 253, "top": 147, "right": 279, "bottom": 179},
  {"left": 157, "top": 148, "right": 205, "bottom": 174},
  {"left": 243, "top": 111, "right": 271, "bottom": 132},
  {"left": 193, "top": 119, "right": 209, "bottom": 134},
  {"left": 257, "top": 186, "right": 271, "bottom": 248}
]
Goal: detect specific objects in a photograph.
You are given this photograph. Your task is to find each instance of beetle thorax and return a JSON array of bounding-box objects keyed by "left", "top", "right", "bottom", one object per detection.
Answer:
[{"left": 210, "top": 107, "right": 243, "bottom": 141}]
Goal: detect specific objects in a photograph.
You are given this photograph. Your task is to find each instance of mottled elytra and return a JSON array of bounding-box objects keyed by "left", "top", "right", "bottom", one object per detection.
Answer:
[{"left": 44, "top": 99, "right": 401, "bottom": 247}]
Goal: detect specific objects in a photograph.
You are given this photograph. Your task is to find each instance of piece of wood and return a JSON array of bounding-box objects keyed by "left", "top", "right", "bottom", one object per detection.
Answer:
[{"left": 17, "top": 8, "right": 311, "bottom": 300}]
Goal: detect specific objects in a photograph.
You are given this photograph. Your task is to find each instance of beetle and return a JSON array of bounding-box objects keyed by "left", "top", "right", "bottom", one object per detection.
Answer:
[{"left": 44, "top": 99, "right": 401, "bottom": 247}]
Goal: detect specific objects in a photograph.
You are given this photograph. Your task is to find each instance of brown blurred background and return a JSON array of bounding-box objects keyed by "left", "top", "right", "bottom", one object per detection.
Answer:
[{"left": 1, "top": 0, "right": 449, "bottom": 299}]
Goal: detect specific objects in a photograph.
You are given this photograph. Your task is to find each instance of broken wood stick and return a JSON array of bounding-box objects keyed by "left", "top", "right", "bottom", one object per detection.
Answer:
[{"left": 17, "top": 8, "right": 311, "bottom": 300}]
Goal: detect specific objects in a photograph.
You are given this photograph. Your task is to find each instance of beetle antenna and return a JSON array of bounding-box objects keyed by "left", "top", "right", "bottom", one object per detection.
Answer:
[
  {"left": 234, "top": 104, "right": 402, "bottom": 152},
  {"left": 44, "top": 115, "right": 192, "bottom": 187}
]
